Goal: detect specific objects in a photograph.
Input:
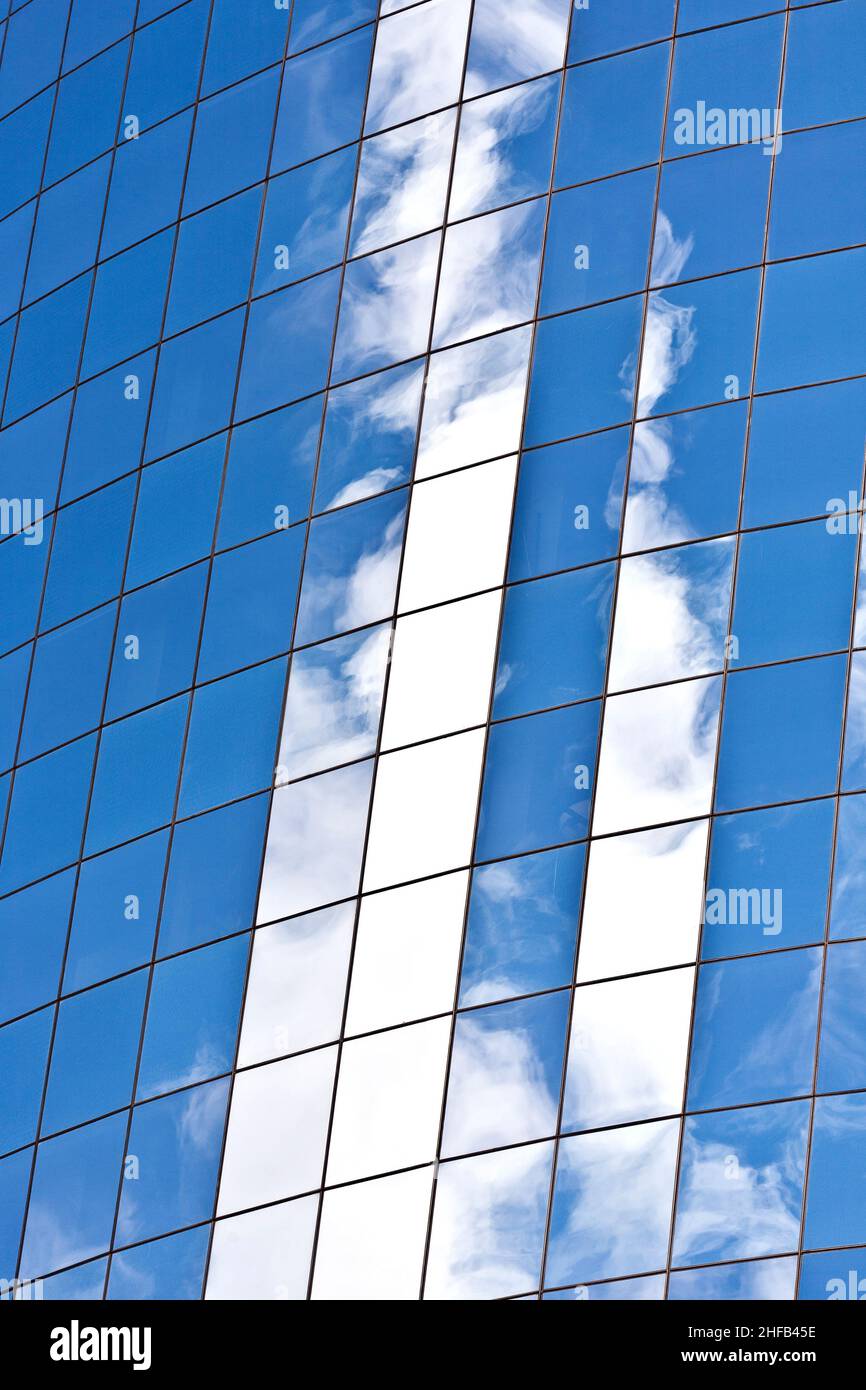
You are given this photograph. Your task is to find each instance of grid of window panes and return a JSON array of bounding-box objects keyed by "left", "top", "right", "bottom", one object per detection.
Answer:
[{"left": 0, "top": 0, "right": 864, "bottom": 1303}]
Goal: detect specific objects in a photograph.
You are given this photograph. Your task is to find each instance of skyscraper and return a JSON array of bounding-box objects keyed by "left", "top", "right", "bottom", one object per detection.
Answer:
[{"left": 0, "top": 0, "right": 864, "bottom": 1303}]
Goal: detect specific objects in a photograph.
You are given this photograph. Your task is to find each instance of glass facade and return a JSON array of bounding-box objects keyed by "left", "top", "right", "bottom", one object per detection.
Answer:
[{"left": 0, "top": 0, "right": 864, "bottom": 1304}]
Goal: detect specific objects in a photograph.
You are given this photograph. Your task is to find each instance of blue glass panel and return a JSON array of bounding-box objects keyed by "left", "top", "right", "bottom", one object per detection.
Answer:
[
  {"left": 817, "top": 941, "right": 866, "bottom": 1094},
  {"left": 731, "top": 519, "right": 857, "bottom": 666},
  {"left": 147, "top": 309, "right": 243, "bottom": 459},
  {"left": 510, "top": 430, "right": 628, "bottom": 581},
  {"left": 784, "top": 0, "right": 866, "bottom": 128},
  {"left": 556, "top": 44, "right": 669, "bottom": 186},
  {"left": 703, "top": 799, "right": 834, "bottom": 958},
  {"left": 541, "top": 167, "right": 656, "bottom": 315},
  {"left": 63, "top": 353, "right": 156, "bottom": 502},
  {"left": 238, "top": 270, "right": 340, "bottom": 419},
  {"left": 758, "top": 248, "right": 866, "bottom": 393},
  {"left": 127, "top": 435, "right": 224, "bottom": 588},
  {"left": 641, "top": 269, "right": 760, "bottom": 417},
  {"left": 0, "top": 92, "right": 52, "bottom": 219},
  {"left": 86, "top": 696, "right": 188, "bottom": 854},
  {"left": 21, "top": 605, "right": 115, "bottom": 759},
  {"left": 218, "top": 395, "right": 322, "bottom": 548},
  {"left": 166, "top": 187, "right": 260, "bottom": 336},
  {"left": 115, "top": 1078, "right": 229, "bottom": 1244},
  {"left": 568, "top": 0, "right": 675, "bottom": 61},
  {"left": 178, "top": 658, "right": 286, "bottom": 816},
  {"left": 159, "top": 794, "right": 268, "bottom": 954},
  {"left": 0, "top": 392, "right": 71, "bottom": 515},
  {"left": 715, "top": 656, "right": 846, "bottom": 811},
  {"left": 20, "top": 1111, "right": 126, "bottom": 1277},
  {"left": 41, "top": 476, "right": 135, "bottom": 628},
  {"left": 0, "top": 202, "right": 33, "bottom": 320},
  {"left": 203, "top": 0, "right": 290, "bottom": 94},
  {"left": 43, "top": 971, "right": 148, "bottom": 1133},
  {"left": 743, "top": 379, "right": 866, "bottom": 529},
  {"left": 451, "top": 74, "right": 559, "bottom": 221},
  {"left": 137, "top": 934, "right": 247, "bottom": 1099},
  {"left": 0, "top": 531, "right": 48, "bottom": 656},
  {"left": 83, "top": 229, "right": 174, "bottom": 377},
  {"left": 25, "top": 157, "right": 110, "bottom": 303},
  {"left": 5, "top": 273, "right": 90, "bottom": 423},
  {"left": 39, "top": 1257, "right": 107, "bottom": 1299},
  {"left": 673, "top": 1102, "right": 809, "bottom": 1266},
  {"left": 197, "top": 529, "right": 304, "bottom": 681},
  {"left": 64, "top": 829, "right": 169, "bottom": 992},
  {"left": 124, "top": 0, "right": 209, "bottom": 133},
  {"left": 65, "top": 0, "right": 137, "bottom": 69},
  {"left": 315, "top": 360, "right": 423, "bottom": 512},
  {"left": 0, "top": 1149, "right": 31, "bottom": 1281},
  {"left": 184, "top": 67, "right": 279, "bottom": 213},
  {"left": 477, "top": 700, "right": 600, "bottom": 860},
  {"left": 687, "top": 949, "right": 821, "bottom": 1110},
  {"left": 443, "top": 991, "right": 570, "bottom": 1154},
  {"left": 460, "top": 843, "right": 585, "bottom": 1005},
  {"left": 102, "top": 110, "right": 193, "bottom": 259},
  {"left": 45, "top": 43, "right": 128, "bottom": 185},
  {"left": 830, "top": 795, "right": 866, "bottom": 942},
  {"left": 0, "top": 1008, "right": 51, "bottom": 1154},
  {"left": 295, "top": 488, "right": 407, "bottom": 646},
  {"left": 669, "top": 1258, "right": 796, "bottom": 1301},
  {"left": 666, "top": 15, "right": 784, "bottom": 158},
  {"left": 255, "top": 146, "right": 356, "bottom": 296},
  {"left": 804, "top": 1095, "right": 866, "bottom": 1250},
  {"left": 107, "top": 563, "right": 208, "bottom": 719},
  {"left": 526, "top": 296, "right": 643, "bottom": 443},
  {"left": 770, "top": 121, "right": 866, "bottom": 260},
  {"left": 272, "top": 26, "right": 372, "bottom": 172},
  {"left": 0, "top": 645, "right": 29, "bottom": 770},
  {"left": 335, "top": 233, "right": 439, "bottom": 379},
  {"left": 653, "top": 143, "right": 770, "bottom": 285},
  {"left": 0, "top": 872, "right": 75, "bottom": 1023},
  {"left": 624, "top": 402, "right": 746, "bottom": 551},
  {"left": 799, "top": 1248, "right": 866, "bottom": 1303},
  {"left": 494, "top": 565, "right": 615, "bottom": 718},
  {"left": 0, "top": 736, "right": 96, "bottom": 892},
  {"left": 0, "top": 0, "right": 69, "bottom": 117},
  {"left": 107, "top": 1225, "right": 210, "bottom": 1299},
  {"left": 290, "top": 0, "right": 377, "bottom": 52}
]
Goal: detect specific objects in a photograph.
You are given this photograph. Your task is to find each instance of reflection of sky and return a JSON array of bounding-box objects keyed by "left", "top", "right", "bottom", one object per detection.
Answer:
[
  {"left": 578, "top": 820, "right": 708, "bottom": 979},
  {"left": 673, "top": 1101, "right": 809, "bottom": 1266},
  {"left": 592, "top": 677, "right": 722, "bottom": 835},
  {"left": 425, "top": 1141, "right": 553, "bottom": 1300}
]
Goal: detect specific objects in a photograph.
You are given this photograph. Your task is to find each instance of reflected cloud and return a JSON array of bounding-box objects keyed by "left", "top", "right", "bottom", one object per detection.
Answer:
[
  {"left": 433, "top": 199, "right": 545, "bottom": 348},
  {"left": 425, "top": 1141, "right": 553, "bottom": 1299},
  {"left": 564, "top": 968, "right": 694, "bottom": 1131},
  {"left": 465, "top": 0, "right": 571, "bottom": 97},
  {"left": 608, "top": 538, "right": 734, "bottom": 690},
  {"left": 592, "top": 677, "right": 722, "bottom": 836},
  {"left": 547, "top": 1120, "right": 680, "bottom": 1286},
  {"left": 279, "top": 625, "right": 391, "bottom": 780},
  {"left": 256, "top": 759, "right": 374, "bottom": 923},
  {"left": 351, "top": 110, "right": 456, "bottom": 256},
  {"left": 365, "top": 0, "right": 472, "bottom": 133},
  {"left": 578, "top": 820, "right": 708, "bottom": 980},
  {"left": 416, "top": 326, "right": 532, "bottom": 479}
]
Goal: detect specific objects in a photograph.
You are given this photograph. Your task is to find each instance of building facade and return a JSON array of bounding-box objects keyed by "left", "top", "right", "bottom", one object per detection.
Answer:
[{"left": 0, "top": 0, "right": 865, "bottom": 1302}]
